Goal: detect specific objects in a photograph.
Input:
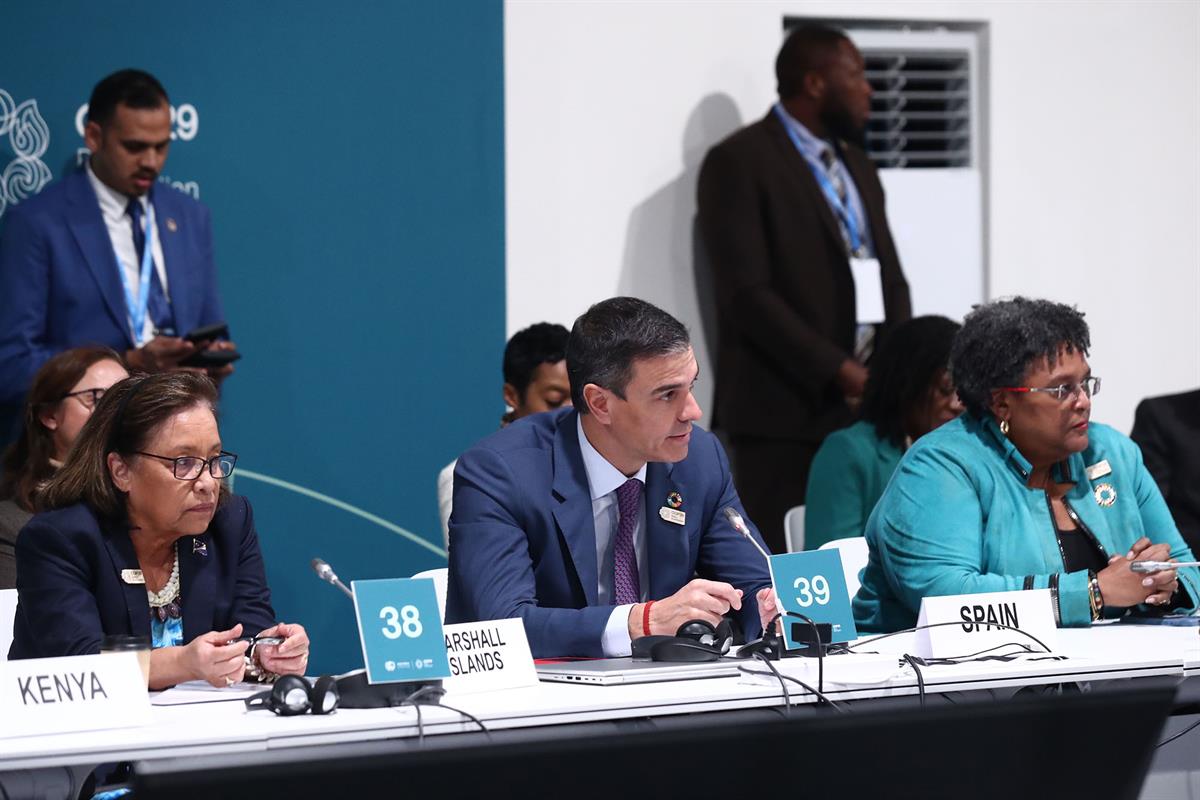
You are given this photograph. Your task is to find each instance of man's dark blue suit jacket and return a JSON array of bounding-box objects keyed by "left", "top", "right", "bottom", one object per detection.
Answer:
[
  {"left": 9, "top": 494, "right": 274, "bottom": 660},
  {"left": 0, "top": 169, "right": 225, "bottom": 407},
  {"left": 445, "top": 408, "right": 772, "bottom": 658}
]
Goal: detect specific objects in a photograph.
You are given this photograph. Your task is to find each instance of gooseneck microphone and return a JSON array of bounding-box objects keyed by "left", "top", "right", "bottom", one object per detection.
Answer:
[
  {"left": 311, "top": 557, "right": 354, "bottom": 599},
  {"left": 723, "top": 507, "right": 772, "bottom": 565}
]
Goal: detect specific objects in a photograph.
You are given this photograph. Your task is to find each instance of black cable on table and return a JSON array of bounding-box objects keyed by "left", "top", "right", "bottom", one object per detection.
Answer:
[
  {"left": 739, "top": 662, "right": 847, "bottom": 712},
  {"left": 848, "top": 620, "right": 1054, "bottom": 655},
  {"left": 903, "top": 654, "right": 926, "bottom": 708},
  {"left": 751, "top": 652, "right": 791, "bottom": 716}
]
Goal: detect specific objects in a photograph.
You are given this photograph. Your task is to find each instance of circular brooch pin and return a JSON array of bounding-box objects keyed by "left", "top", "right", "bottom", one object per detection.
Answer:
[
  {"left": 1094, "top": 483, "right": 1117, "bottom": 507},
  {"left": 667, "top": 491, "right": 683, "bottom": 509}
]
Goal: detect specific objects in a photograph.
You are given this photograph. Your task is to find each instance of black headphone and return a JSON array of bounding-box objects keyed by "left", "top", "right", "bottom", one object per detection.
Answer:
[
  {"left": 632, "top": 618, "right": 734, "bottom": 663},
  {"left": 245, "top": 674, "right": 339, "bottom": 717}
]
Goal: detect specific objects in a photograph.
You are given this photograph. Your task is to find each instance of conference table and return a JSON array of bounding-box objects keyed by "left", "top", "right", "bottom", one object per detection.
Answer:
[{"left": 4, "top": 623, "right": 1200, "bottom": 798}]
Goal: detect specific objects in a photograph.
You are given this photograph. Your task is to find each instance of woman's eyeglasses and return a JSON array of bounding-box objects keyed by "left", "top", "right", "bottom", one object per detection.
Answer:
[
  {"left": 61, "top": 387, "right": 107, "bottom": 409},
  {"left": 135, "top": 451, "right": 238, "bottom": 480},
  {"left": 997, "top": 377, "right": 1101, "bottom": 403}
]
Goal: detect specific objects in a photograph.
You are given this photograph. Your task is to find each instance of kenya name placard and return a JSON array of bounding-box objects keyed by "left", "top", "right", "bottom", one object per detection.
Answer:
[{"left": 0, "top": 652, "right": 150, "bottom": 738}]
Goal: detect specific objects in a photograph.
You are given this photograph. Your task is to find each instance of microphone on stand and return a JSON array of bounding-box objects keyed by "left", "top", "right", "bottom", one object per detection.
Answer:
[
  {"left": 723, "top": 507, "right": 772, "bottom": 565},
  {"left": 723, "top": 507, "right": 830, "bottom": 660},
  {"left": 311, "top": 557, "right": 354, "bottom": 599}
]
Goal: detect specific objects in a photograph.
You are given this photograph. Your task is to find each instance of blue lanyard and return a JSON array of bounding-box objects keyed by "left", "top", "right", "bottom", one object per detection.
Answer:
[
  {"left": 113, "top": 201, "right": 156, "bottom": 347},
  {"left": 772, "top": 105, "right": 866, "bottom": 257}
]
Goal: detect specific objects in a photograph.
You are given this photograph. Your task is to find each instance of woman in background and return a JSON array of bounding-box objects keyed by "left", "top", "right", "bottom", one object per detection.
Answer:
[
  {"left": 0, "top": 346, "right": 128, "bottom": 589},
  {"left": 853, "top": 297, "right": 1199, "bottom": 632},
  {"left": 804, "top": 316, "right": 962, "bottom": 549}
]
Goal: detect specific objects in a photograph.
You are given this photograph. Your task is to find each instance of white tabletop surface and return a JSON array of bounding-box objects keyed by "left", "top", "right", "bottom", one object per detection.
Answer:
[{"left": 2, "top": 623, "right": 1198, "bottom": 772}]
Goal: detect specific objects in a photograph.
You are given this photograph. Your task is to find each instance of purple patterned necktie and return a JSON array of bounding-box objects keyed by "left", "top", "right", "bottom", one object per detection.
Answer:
[{"left": 613, "top": 478, "right": 643, "bottom": 605}]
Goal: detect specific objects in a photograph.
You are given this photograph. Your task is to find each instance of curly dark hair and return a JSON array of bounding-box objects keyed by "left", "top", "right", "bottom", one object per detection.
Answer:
[
  {"left": 860, "top": 316, "right": 961, "bottom": 447},
  {"left": 949, "top": 297, "right": 1091, "bottom": 419}
]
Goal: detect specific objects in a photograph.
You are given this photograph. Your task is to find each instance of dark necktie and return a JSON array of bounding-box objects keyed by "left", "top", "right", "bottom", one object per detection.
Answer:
[
  {"left": 613, "top": 478, "right": 643, "bottom": 605},
  {"left": 126, "top": 198, "right": 174, "bottom": 335}
]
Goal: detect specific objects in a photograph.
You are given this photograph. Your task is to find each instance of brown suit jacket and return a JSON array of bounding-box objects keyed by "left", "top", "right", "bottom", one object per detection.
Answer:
[{"left": 697, "top": 109, "right": 911, "bottom": 442}]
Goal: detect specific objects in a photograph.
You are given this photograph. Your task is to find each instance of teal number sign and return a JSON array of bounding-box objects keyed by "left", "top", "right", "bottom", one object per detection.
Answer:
[
  {"left": 351, "top": 578, "right": 451, "bottom": 683},
  {"left": 768, "top": 550, "right": 858, "bottom": 648}
]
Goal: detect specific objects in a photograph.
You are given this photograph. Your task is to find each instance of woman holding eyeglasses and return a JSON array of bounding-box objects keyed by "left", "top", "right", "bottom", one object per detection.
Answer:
[
  {"left": 0, "top": 347, "right": 129, "bottom": 589},
  {"left": 8, "top": 372, "right": 309, "bottom": 689},
  {"left": 853, "top": 297, "right": 1200, "bottom": 633}
]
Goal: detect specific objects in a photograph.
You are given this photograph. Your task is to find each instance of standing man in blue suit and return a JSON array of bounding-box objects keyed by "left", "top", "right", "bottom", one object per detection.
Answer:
[
  {"left": 0, "top": 69, "right": 233, "bottom": 439},
  {"left": 447, "top": 297, "right": 778, "bottom": 658}
]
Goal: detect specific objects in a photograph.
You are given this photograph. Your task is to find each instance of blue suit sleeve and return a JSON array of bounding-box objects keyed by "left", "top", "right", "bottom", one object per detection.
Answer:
[
  {"left": 447, "top": 445, "right": 615, "bottom": 658},
  {"left": 0, "top": 207, "right": 58, "bottom": 405},
  {"left": 695, "top": 433, "right": 773, "bottom": 640},
  {"left": 13, "top": 515, "right": 105, "bottom": 658}
]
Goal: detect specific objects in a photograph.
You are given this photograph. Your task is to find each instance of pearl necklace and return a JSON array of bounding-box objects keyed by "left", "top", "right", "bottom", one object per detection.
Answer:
[{"left": 147, "top": 545, "right": 181, "bottom": 622}]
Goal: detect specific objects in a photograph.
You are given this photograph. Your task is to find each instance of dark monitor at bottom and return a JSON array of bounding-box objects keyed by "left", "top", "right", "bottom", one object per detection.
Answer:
[{"left": 136, "top": 685, "right": 1175, "bottom": 800}]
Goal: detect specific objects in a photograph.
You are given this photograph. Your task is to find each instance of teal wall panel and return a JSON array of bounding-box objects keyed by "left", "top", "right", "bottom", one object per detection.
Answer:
[{"left": 1, "top": 0, "right": 505, "bottom": 674}]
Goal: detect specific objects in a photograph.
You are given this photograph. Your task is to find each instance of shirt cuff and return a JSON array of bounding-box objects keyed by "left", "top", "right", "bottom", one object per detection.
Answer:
[{"left": 601, "top": 604, "right": 636, "bottom": 657}]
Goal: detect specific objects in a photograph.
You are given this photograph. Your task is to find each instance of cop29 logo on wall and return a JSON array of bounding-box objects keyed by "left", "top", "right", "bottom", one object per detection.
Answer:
[
  {"left": 0, "top": 89, "right": 52, "bottom": 222},
  {"left": 73, "top": 102, "right": 199, "bottom": 142}
]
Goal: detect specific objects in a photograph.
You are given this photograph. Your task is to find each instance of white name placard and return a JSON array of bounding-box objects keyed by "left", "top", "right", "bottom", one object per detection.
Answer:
[
  {"left": 440, "top": 618, "right": 538, "bottom": 695},
  {"left": 915, "top": 589, "right": 1058, "bottom": 659},
  {"left": 0, "top": 652, "right": 151, "bottom": 739}
]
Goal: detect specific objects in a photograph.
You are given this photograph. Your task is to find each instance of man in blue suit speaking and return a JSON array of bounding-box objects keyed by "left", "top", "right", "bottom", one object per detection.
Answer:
[
  {"left": 447, "top": 297, "right": 778, "bottom": 658},
  {"left": 0, "top": 70, "right": 232, "bottom": 436}
]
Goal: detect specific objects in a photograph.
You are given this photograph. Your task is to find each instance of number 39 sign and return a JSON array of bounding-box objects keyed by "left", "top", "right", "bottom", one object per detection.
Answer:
[
  {"left": 351, "top": 578, "right": 450, "bottom": 683},
  {"left": 767, "top": 549, "right": 859, "bottom": 649}
]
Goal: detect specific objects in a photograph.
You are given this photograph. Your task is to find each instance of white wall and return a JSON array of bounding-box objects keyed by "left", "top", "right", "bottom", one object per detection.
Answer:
[{"left": 505, "top": 0, "right": 1200, "bottom": 432}]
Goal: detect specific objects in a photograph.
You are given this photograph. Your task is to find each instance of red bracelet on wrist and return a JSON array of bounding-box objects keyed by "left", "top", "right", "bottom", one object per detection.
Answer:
[{"left": 642, "top": 601, "right": 655, "bottom": 637}]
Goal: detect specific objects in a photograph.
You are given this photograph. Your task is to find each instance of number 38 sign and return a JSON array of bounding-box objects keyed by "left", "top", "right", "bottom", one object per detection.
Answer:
[
  {"left": 351, "top": 578, "right": 451, "bottom": 683},
  {"left": 767, "top": 549, "right": 858, "bottom": 649}
]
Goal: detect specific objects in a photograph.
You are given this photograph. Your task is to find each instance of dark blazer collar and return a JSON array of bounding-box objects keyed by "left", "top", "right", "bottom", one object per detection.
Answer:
[
  {"left": 101, "top": 514, "right": 216, "bottom": 642},
  {"left": 762, "top": 108, "right": 854, "bottom": 257},
  {"left": 552, "top": 411, "right": 599, "bottom": 605},
  {"left": 551, "top": 410, "right": 690, "bottom": 605},
  {"left": 643, "top": 459, "right": 688, "bottom": 600},
  {"left": 149, "top": 185, "right": 195, "bottom": 335},
  {"left": 100, "top": 516, "right": 150, "bottom": 635},
  {"left": 65, "top": 169, "right": 196, "bottom": 341},
  {"left": 65, "top": 170, "right": 131, "bottom": 344}
]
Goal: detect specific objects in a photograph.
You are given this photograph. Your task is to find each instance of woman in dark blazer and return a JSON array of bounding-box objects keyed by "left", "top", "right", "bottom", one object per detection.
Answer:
[{"left": 9, "top": 372, "right": 309, "bottom": 688}]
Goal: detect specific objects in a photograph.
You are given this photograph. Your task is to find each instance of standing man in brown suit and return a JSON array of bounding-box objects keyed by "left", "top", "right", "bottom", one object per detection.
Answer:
[{"left": 697, "top": 23, "right": 911, "bottom": 554}]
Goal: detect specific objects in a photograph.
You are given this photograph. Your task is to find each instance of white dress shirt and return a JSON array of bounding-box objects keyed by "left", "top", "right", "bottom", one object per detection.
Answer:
[
  {"left": 86, "top": 162, "right": 170, "bottom": 344},
  {"left": 576, "top": 415, "right": 649, "bottom": 657}
]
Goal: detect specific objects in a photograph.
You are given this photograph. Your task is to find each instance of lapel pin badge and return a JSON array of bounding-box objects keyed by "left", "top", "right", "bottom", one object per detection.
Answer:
[
  {"left": 121, "top": 569, "right": 146, "bottom": 585},
  {"left": 166, "top": 217, "right": 178, "bottom": 233},
  {"left": 192, "top": 537, "right": 208, "bottom": 556},
  {"left": 659, "top": 506, "right": 686, "bottom": 525},
  {"left": 667, "top": 491, "right": 683, "bottom": 509},
  {"left": 1094, "top": 483, "right": 1117, "bottom": 507},
  {"left": 1086, "top": 460, "right": 1112, "bottom": 481}
]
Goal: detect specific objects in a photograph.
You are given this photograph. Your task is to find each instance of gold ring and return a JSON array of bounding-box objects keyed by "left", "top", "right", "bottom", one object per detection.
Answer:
[{"left": 225, "top": 676, "right": 235, "bottom": 687}]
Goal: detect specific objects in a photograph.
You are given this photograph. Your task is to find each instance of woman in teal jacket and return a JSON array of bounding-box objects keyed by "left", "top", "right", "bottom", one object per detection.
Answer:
[
  {"left": 805, "top": 316, "right": 962, "bottom": 549},
  {"left": 853, "top": 297, "right": 1199, "bottom": 632}
]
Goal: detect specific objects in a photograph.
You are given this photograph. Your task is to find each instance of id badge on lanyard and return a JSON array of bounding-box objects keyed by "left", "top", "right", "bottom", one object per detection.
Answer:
[{"left": 113, "top": 202, "right": 156, "bottom": 346}]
